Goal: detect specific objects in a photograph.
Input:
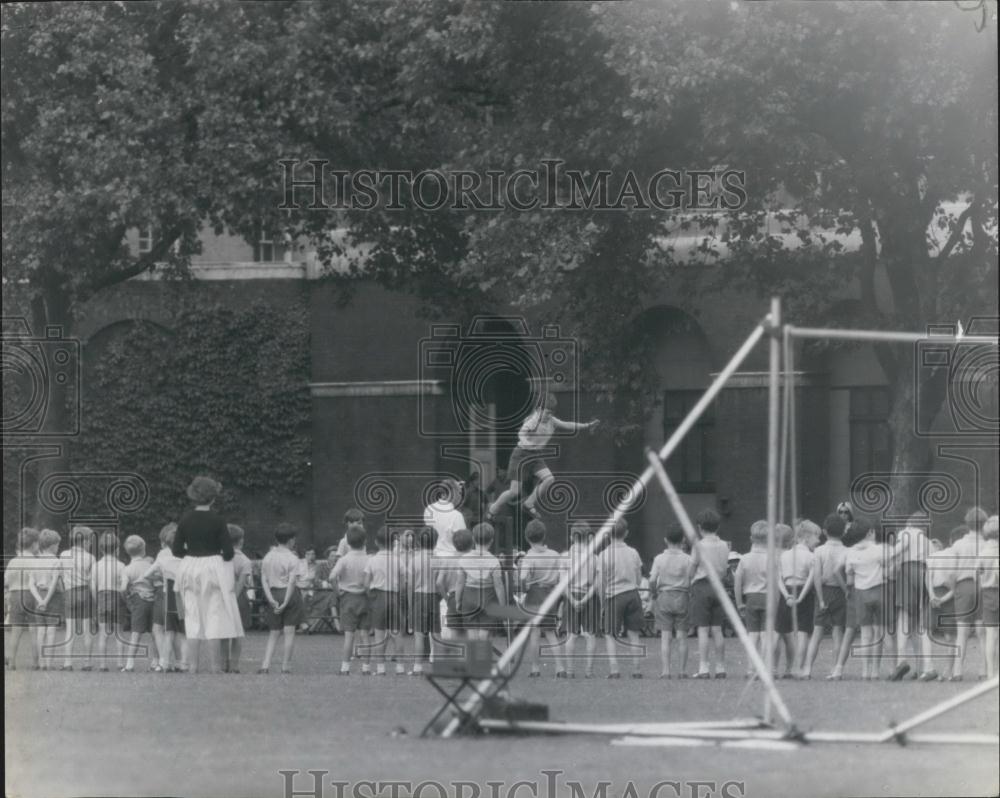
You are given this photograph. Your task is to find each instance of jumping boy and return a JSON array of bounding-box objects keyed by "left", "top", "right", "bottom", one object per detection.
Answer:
[
  {"left": 597, "top": 517, "right": 644, "bottom": 679},
  {"left": 519, "top": 519, "right": 566, "bottom": 677},
  {"left": 487, "top": 393, "right": 598, "bottom": 520},
  {"left": 687, "top": 508, "right": 731, "bottom": 678},
  {"left": 330, "top": 523, "right": 370, "bottom": 674},
  {"left": 649, "top": 524, "right": 693, "bottom": 679}
]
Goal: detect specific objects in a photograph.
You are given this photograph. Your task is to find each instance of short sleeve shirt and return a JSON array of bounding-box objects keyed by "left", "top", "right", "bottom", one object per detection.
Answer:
[
  {"left": 261, "top": 547, "right": 303, "bottom": 589},
  {"left": 330, "top": 549, "right": 368, "bottom": 593},
  {"left": 650, "top": 549, "right": 693, "bottom": 593}
]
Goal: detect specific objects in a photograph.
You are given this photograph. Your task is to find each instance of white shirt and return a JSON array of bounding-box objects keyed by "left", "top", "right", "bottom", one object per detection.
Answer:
[
  {"left": 518, "top": 410, "right": 558, "bottom": 450},
  {"left": 424, "top": 500, "right": 466, "bottom": 556},
  {"left": 891, "top": 526, "right": 931, "bottom": 565},
  {"left": 845, "top": 540, "right": 884, "bottom": 591},
  {"left": 951, "top": 531, "right": 984, "bottom": 582}
]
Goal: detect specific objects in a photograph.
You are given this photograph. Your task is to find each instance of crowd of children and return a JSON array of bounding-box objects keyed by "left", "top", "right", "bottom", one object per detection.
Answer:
[{"left": 5, "top": 503, "right": 998, "bottom": 680}]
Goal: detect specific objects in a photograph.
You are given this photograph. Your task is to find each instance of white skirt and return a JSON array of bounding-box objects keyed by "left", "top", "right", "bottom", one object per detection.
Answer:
[{"left": 177, "top": 555, "right": 244, "bottom": 640}]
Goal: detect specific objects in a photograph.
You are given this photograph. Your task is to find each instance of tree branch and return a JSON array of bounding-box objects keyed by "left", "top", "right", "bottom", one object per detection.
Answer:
[
  {"left": 935, "top": 200, "right": 975, "bottom": 262},
  {"left": 82, "top": 225, "right": 183, "bottom": 297}
]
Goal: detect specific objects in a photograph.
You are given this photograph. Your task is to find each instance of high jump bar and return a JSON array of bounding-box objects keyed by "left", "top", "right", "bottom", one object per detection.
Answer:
[
  {"left": 439, "top": 320, "right": 771, "bottom": 738},
  {"left": 786, "top": 325, "right": 999, "bottom": 345}
]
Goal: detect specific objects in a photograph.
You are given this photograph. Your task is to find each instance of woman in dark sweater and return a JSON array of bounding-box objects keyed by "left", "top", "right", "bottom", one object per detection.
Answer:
[{"left": 173, "top": 476, "right": 244, "bottom": 672}]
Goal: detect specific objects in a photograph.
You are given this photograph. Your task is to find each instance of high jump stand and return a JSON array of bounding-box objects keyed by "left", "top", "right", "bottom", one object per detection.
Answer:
[{"left": 429, "top": 297, "right": 999, "bottom": 749}]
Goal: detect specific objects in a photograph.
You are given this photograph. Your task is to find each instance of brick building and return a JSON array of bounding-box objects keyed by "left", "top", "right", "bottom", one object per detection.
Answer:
[{"left": 38, "top": 220, "right": 999, "bottom": 561}]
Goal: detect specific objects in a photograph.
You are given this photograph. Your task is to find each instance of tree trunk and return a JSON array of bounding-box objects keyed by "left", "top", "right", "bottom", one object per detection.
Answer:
[
  {"left": 28, "top": 282, "right": 75, "bottom": 529},
  {"left": 886, "top": 353, "right": 942, "bottom": 520}
]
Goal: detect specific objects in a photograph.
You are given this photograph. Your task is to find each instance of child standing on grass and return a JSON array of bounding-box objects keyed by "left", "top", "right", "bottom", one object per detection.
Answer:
[
  {"left": 365, "top": 526, "right": 405, "bottom": 676},
  {"left": 734, "top": 521, "right": 770, "bottom": 678},
  {"left": 519, "top": 519, "right": 566, "bottom": 678},
  {"left": 687, "top": 508, "right": 730, "bottom": 679},
  {"left": 61, "top": 525, "right": 96, "bottom": 671},
  {"left": 143, "top": 523, "right": 186, "bottom": 672},
  {"left": 6, "top": 527, "right": 40, "bottom": 670},
  {"left": 845, "top": 520, "right": 887, "bottom": 680},
  {"left": 778, "top": 520, "right": 819, "bottom": 678},
  {"left": 456, "top": 523, "right": 506, "bottom": 642},
  {"left": 951, "top": 507, "right": 988, "bottom": 681},
  {"left": 649, "top": 524, "right": 693, "bottom": 679},
  {"left": 224, "top": 524, "right": 253, "bottom": 673},
  {"left": 121, "top": 535, "right": 155, "bottom": 673},
  {"left": 804, "top": 514, "right": 849, "bottom": 680},
  {"left": 439, "top": 528, "right": 474, "bottom": 641},
  {"left": 330, "top": 524, "right": 370, "bottom": 675},
  {"left": 30, "top": 529, "right": 65, "bottom": 670},
  {"left": 597, "top": 517, "right": 644, "bottom": 679},
  {"left": 409, "top": 526, "right": 440, "bottom": 675},
  {"left": 925, "top": 532, "right": 958, "bottom": 676},
  {"left": 92, "top": 532, "right": 128, "bottom": 671},
  {"left": 977, "top": 516, "right": 999, "bottom": 679},
  {"left": 563, "top": 522, "right": 599, "bottom": 679},
  {"left": 259, "top": 523, "right": 306, "bottom": 674},
  {"left": 889, "top": 514, "right": 933, "bottom": 681}
]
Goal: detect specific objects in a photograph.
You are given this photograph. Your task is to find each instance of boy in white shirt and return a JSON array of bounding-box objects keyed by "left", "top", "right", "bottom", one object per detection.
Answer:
[
  {"left": 563, "top": 522, "right": 599, "bottom": 678},
  {"left": 779, "top": 520, "right": 820, "bottom": 678},
  {"left": 734, "top": 521, "right": 770, "bottom": 678},
  {"left": 455, "top": 523, "right": 506, "bottom": 642},
  {"left": 518, "top": 519, "right": 566, "bottom": 678},
  {"left": 330, "top": 524, "right": 370, "bottom": 674},
  {"left": 224, "top": 524, "right": 253, "bottom": 673},
  {"left": 92, "top": 532, "right": 128, "bottom": 671},
  {"left": 409, "top": 526, "right": 441, "bottom": 675},
  {"left": 687, "top": 509, "right": 731, "bottom": 678},
  {"left": 649, "top": 524, "right": 693, "bottom": 679},
  {"left": 121, "top": 535, "right": 155, "bottom": 673},
  {"left": 977, "top": 516, "right": 999, "bottom": 679},
  {"left": 29, "top": 529, "right": 65, "bottom": 670},
  {"left": 5, "top": 527, "right": 40, "bottom": 670},
  {"left": 804, "top": 514, "right": 849, "bottom": 679},
  {"left": 259, "top": 523, "right": 305, "bottom": 674},
  {"left": 60, "top": 525, "right": 96, "bottom": 671},
  {"left": 845, "top": 521, "right": 887, "bottom": 680},
  {"left": 365, "top": 526, "right": 405, "bottom": 675},
  {"left": 597, "top": 518, "right": 644, "bottom": 679},
  {"left": 888, "top": 514, "right": 933, "bottom": 681}
]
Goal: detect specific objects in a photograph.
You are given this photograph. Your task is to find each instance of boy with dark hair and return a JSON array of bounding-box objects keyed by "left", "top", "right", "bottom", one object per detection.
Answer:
[
  {"left": 456, "top": 523, "right": 506, "bottom": 641},
  {"left": 978, "top": 516, "right": 999, "bottom": 679},
  {"left": 804, "top": 514, "right": 849, "bottom": 679},
  {"left": 888, "top": 513, "right": 933, "bottom": 681},
  {"left": 92, "top": 532, "right": 128, "bottom": 671},
  {"left": 597, "top": 518, "right": 644, "bottom": 679},
  {"left": 259, "top": 523, "right": 305, "bottom": 673},
  {"left": 336, "top": 508, "right": 366, "bottom": 558},
  {"left": 439, "top": 528, "right": 475, "bottom": 639},
  {"left": 330, "top": 523, "right": 370, "bottom": 675},
  {"left": 649, "top": 524, "right": 692, "bottom": 678},
  {"left": 687, "top": 508, "right": 730, "bottom": 678},
  {"left": 519, "top": 519, "right": 566, "bottom": 678}
]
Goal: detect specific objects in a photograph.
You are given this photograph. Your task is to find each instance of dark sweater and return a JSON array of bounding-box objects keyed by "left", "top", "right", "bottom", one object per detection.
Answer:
[{"left": 172, "top": 509, "right": 234, "bottom": 561}]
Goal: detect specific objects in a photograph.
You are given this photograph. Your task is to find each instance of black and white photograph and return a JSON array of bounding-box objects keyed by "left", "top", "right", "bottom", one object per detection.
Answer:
[{"left": 2, "top": 1, "right": 998, "bottom": 797}]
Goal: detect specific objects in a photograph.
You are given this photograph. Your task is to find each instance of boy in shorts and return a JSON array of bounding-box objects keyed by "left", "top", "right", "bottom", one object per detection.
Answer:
[
  {"left": 121, "top": 535, "right": 155, "bottom": 672},
  {"left": 365, "top": 525, "right": 405, "bottom": 675},
  {"left": 259, "top": 523, "right": 306, "bottom": 673},
  {"left": 409, "top": 526, "right": 440, "bottom": 675},
  {"left": 455, "top": 523, "right": 506, "bottom": 642},
  {"left": 888, "top": 514, "right": 933, "bottom": 680},
  {"left": 951, "top": 507, "right": 988, "bottom": 681},
  {"left": 60, "top": 525, "right": 96, "bottom": 671},
  {"left": 30, "top": 529, "right": 65, "bottom": 670},
  {"left": 330, "top": 524, "right": 370, "bottom": 674},
  {"left": 438, "top": 528, "right": 475, "bottom": 640},
  {"left": 734, "top": 521, "right": 770, "bottom": 678},
  {"left": 804, "top": 514, "right": 849, "bottom": 679},
  {"left": 563, "top": 522, "right": 599, "bottom": 678},
  {"left": 845, "top": 520, "right": 887, "bottom": 680},
  {"left": 649, "top": 524, "right": 692, "bottom": 678},
  {"left": 92, "top": 532, "right": 128, "bottom": 671},
  {"left": 5, "top": 527, "right": 40, "bottom": 670},
  {"left": 596, "top": 518, "right": 644, "bottom": 679},
  {"left": 977, "top": 516, "right": 998, "bottom": 679},
  {"left": 687, "top": 508, "right": 731, "bottom": 678},
  {"left": 518, "top": 519, "right": 566, "bottom": 678}
]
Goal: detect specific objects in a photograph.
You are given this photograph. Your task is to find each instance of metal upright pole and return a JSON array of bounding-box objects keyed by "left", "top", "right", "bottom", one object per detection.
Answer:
[
  {"left": 764, "top": 297, "right": 781, "bottom": 724},
  {"left": 784, "top": 326, "right": 799, "bottom": 528}
]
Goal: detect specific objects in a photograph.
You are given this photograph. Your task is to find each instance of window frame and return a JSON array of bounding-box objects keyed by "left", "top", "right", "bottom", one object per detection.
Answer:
[{"left": 662, "top": 388, "right": 716, "bottom": 493}]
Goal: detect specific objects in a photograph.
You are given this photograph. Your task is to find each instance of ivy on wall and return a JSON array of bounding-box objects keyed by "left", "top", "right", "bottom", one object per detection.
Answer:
[{"left": 69, "top": 300, "right": 311, "bottom": 539}]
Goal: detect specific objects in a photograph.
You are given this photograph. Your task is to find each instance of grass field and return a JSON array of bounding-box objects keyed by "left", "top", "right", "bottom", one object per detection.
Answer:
[{"left": 5, "top": 630, "right": 999, "bottom": 798}]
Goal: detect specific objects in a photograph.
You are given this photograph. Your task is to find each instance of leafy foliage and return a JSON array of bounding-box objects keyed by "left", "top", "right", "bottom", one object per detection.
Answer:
[{"left": 69, "top": 301, "right": 310, "bottom": 538}]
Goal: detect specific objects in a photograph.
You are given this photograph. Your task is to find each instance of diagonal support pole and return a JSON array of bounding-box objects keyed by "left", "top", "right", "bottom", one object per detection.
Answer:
[
  {"left": 645, "top": 448, "right": 795, "bottom": 729},
  {"left": 439, "top": 321, "right": 769, "bottom": 737},
  {"left": 876, "top": 675, "right": 999, "bottom": 743}
]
